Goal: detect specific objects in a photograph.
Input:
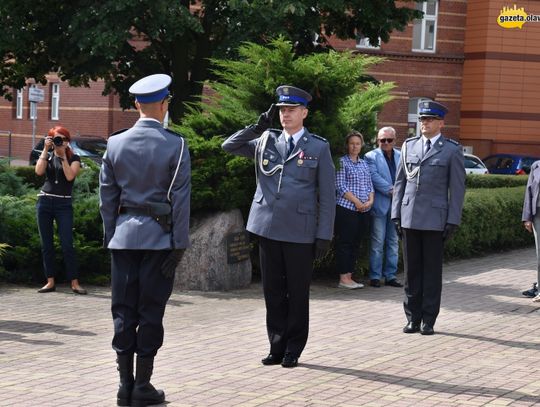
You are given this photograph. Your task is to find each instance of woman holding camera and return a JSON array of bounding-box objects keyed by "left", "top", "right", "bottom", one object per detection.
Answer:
[{"left": 34, "top": 125, "right": 86, "bottom": 294}]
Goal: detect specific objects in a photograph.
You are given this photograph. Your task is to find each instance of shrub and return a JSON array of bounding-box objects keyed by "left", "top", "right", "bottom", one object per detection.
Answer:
[
  {"left": 0, "top": 159, "right": 31, "bottom": 196},
  {"left": 176, "top": 37, "right": 394, "bottom": 214},
  {"left": 445, "top": 186, "right": 532, "bottom": 258},
  {"left": 466, "top": 174, "right": 528, "bottom": 189},
  {"left": 0, "top": 192, "right": 109, "bottom": 285},
  {"left": 14, "top": 165, "right": 43, "bottom": 189}
]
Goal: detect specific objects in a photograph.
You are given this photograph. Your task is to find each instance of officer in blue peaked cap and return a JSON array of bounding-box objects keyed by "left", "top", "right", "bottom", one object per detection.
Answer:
[
  {"left": 275, "top": 85, "right": 312, "bottom": 107},
  {"left": 129, "top": 73, "right": 172, "bottom": 104},
  {"left": 418, "top": 101, "right": 448, "bottom": 119},
  {"left": 391, "top": 98, "right": 465, "bottom": 336},
  {"left": 222, "top": 83, "right": 335, "bottom": 368}
]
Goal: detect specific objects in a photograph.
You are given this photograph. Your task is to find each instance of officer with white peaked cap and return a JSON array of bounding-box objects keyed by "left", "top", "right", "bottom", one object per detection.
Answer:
[{"left": 100, "top": 73, "right": 191, "bottom": 406}]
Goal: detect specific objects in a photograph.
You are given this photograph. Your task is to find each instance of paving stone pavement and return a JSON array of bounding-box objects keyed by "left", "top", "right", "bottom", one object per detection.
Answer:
[{"left": 1, "top": 248, "right": 540, "bottom": 407}]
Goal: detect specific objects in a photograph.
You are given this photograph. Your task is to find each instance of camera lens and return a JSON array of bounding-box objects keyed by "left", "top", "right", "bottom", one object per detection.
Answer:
[{"left": 53, "top": 136, "right": 64, "bottom": 146}]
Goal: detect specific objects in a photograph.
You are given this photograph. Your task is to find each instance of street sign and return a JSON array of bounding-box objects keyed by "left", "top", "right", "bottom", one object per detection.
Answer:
[{"left": 28, "top": 87, "right": 45, "bottom": 103}]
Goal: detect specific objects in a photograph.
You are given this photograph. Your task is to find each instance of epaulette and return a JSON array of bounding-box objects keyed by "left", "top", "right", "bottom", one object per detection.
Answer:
[
  {"left": 165, "top": 128, "right": 185, "bottom": 138},
  {"left": 311, "top": 134, "right": 328, "bottom": 143},
  {"left": 446, "top": 138, "right": 460, "bottom": 146},
  {"left": 405, "top": 135, "right": 421, "bottom": 143},
  {"left": 109, "top": 128, "right": 129, "bottom": 138}
]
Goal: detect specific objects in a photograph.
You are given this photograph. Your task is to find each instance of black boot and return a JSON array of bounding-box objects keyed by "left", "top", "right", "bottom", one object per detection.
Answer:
[
  {"left": 116, "top": 354, "right": 134, "bottom": 406},
  {"left": 131, "top": 356, "right": 165, "bottom": 407}
]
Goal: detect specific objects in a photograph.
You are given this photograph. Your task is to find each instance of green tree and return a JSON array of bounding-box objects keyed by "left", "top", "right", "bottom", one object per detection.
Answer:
[
  {"left": 0, "top": 0, "right": 421, "bottom": 121},
  {"left": 176, "top": 38, "right": 394, "bottom": 213}
]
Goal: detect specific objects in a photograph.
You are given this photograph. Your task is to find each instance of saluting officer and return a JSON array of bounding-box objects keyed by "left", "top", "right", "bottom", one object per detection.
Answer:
[
  {"left": 222, "top": 86, "right": 335, "bottom": 368},
  {"left": 391, "top": 101, "right": 465, "bottom": 336},
  {"left": 99, "top": 74, "right": 191, "bottom": 407}
]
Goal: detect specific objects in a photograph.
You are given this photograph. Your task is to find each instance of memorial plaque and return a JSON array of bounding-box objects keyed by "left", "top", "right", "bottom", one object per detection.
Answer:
[{"left": 226, "top": 231, "right": 250, "bottom": 264}]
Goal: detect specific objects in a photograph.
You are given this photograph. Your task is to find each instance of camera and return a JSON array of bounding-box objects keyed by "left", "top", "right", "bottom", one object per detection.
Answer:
[{"left": 53, "top": 136, "right": 65, "bottom": 146}]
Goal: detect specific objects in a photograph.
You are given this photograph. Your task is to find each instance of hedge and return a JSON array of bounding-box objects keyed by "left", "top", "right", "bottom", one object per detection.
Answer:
[
  {"left": 0, "top": 159, "right": 534, "bottom": 283},
  {"left": 466, "top": 174, "right": 528, "bottom": 189}
]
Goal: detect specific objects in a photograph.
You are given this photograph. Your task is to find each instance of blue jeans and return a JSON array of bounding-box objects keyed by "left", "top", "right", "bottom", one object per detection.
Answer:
[
  {"left": 36, "top": 196, "right": 78, "bottom": 280},
  {"left": 369, "top": 212, "right": 398, "bottom": 281}
]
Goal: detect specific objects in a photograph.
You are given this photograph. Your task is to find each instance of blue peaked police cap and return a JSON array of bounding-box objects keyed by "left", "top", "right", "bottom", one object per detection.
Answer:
[
  {"left": 418, "top": 101, "right": 448, "bottom": 119},
  {"left": 129, "top": 74, "right": 172, "bottom": 104},
  {"left": 275, "top": 85, "right": 312, "bottom": 107}
]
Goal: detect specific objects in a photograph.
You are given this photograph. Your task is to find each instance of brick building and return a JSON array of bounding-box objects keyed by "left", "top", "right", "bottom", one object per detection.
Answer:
[
  {"left": 0, "top": 74, "right": 138, "bottom": 161},
  {"left": 1, "top": 0, "right": 538, "bottom": 160},
  {"left": 331, "top": 0, "right": 540, "bottom": 158}
]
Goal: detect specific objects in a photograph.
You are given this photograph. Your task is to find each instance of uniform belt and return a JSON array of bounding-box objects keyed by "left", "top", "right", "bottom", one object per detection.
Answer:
[{"left": 119, "top": 206, "right": 154, "bottom": 216}]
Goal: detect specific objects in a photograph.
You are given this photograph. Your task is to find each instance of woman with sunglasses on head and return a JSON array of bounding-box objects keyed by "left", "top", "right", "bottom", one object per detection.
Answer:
[{"left": 34, "top": 125, "right": 87, "bottom": 294}]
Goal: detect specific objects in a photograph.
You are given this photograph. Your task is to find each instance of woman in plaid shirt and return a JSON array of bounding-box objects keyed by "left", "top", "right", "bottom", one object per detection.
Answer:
[{"left": 334, "top": 131, "right": 374, "bottom": 289}]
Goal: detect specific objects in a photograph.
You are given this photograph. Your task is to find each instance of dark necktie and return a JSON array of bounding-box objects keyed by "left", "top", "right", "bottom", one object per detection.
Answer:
[
  {"left": 288, "top": 136, "right": 295, "bottom": 156},
  {"left": 425, "top": 139, "right": 431, "bottom": 155}
]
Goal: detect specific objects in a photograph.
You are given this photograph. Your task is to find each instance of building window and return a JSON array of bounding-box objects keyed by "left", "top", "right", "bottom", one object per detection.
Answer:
[
  {"left": 412, "top": 0, "right": 438, "bottom": 52},
  {"left": 51, "top": 83, "right": 60, "bottom": 120},
  {"left": 355, "top": 34, "right": 380, "bottom": 49},
  {"left": 16, "top": 88, "right": 23, "bottom": 119},
  {"left": 408, "top": 97, "right": 432, "bottom": 137}
]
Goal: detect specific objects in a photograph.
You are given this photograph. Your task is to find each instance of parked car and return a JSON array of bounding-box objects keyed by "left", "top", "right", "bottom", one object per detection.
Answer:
[
  {"left": 464, "top": 153, "right": 489, "bottom": 175},
  {"left": 482, "top": 154, "right": 540, "bottom": 175},
  {"left": 29, "top": 136, "right": 107, "bottom": 165}
]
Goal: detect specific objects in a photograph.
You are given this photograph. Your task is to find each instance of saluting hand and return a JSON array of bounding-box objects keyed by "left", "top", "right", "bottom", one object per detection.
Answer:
[{"left": 253, "top": 104, "right": 277, "bottom": 134}]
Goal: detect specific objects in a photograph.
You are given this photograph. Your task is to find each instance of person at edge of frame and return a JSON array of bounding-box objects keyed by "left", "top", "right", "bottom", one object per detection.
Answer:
[
  {"left": 99, "top": 73, "right": 191, "bottom": 407},
  {"left": 391, "top": 100, "right": 465, "bottom": 336},
  {"left": 222, "top": 85, "right": 336, "bottom": 368}
]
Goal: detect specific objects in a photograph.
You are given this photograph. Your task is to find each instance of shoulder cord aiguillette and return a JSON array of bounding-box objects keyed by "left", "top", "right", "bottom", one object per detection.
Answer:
[
  {"left": 255, "top": 130, "right": 285, "bottom": 194},
  {"left": 167, "top": 138, "right": 185, "bottom": 202},
  {"left": 401, "top": 140, "right": 421, "bottom": 190}
]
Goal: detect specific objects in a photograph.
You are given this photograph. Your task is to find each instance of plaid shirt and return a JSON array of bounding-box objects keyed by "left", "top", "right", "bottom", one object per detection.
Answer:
[{"left": 336, "top": 155, "right": 373, "bottom": 212}]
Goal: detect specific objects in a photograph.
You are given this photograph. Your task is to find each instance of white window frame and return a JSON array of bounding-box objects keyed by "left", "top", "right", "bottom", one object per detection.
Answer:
[
  {"left": 16, "top": 88, "right": 23, "bottom": 119},
  {"left": 355, "top": 34, "right": 381, "bottom": 50},
  {"left": 51, "top": 83, "right": 60, "bottom": 120},
  {"left": 412, "top": 0, "right": 438, "bottom": 53},
  {"left": 408, "top": 97, "right": 432, "bottom": 138}
]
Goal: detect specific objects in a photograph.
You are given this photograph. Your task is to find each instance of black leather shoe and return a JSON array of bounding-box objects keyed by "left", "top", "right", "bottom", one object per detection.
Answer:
[
  {"left": 37, "top": 286, "right": 56, "bottom": 293},
  {"left": 261, "top": 354, "right": 283, "bottom": 365},
  {"left": 385, "top": 279, "right": 403, "bottom": 288},
  {"left": 281, "top": 353, "right": 298, "bottom": 368},
  {"left": 522, "top": 283, "right": 538, "bottom": 298},
  {"left": 370, "top": 279, "right": 381, "bottom": 287},
  {"left": 420, "top": 323, "right": 435, "bottom": 335},
  {"left": 403, "top": 321, "right": 420, "bottom": 333}
]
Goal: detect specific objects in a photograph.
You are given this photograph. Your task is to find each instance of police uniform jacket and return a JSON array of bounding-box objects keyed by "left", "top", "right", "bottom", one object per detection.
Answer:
[
  {"left": 522, "top": 160, "right": 540, "bottom": 221},
  {"left": 364, "top": 147, "right": 401, "bottom": 217},
  {"left": 222, "top": 126, "right": 336, "bottom": 244},
  {"left": 391, "top": 135, "right": 465, "bottom": 231},
  {"left": 99, "top": 119, "right": 191, "bottom": 250}
]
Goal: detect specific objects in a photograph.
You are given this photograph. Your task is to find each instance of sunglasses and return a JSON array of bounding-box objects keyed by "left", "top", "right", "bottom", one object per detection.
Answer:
[
  {"left": 378, "top": 138, "right": 395, "bottom": 144},
  {"left": 162, "top": 94, "right": 174, "bottom": 104}
]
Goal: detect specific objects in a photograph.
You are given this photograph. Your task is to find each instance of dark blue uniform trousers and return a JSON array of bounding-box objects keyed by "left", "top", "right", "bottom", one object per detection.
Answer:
[
  {"left": 111, "top": 250, "right": 174, "bottom": 358},
  {"left": 259, "top": 237, "right": 314, "bottom": 359},
  {"left": 402, "top": 228, "right": 444, "bottom": 327}
]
